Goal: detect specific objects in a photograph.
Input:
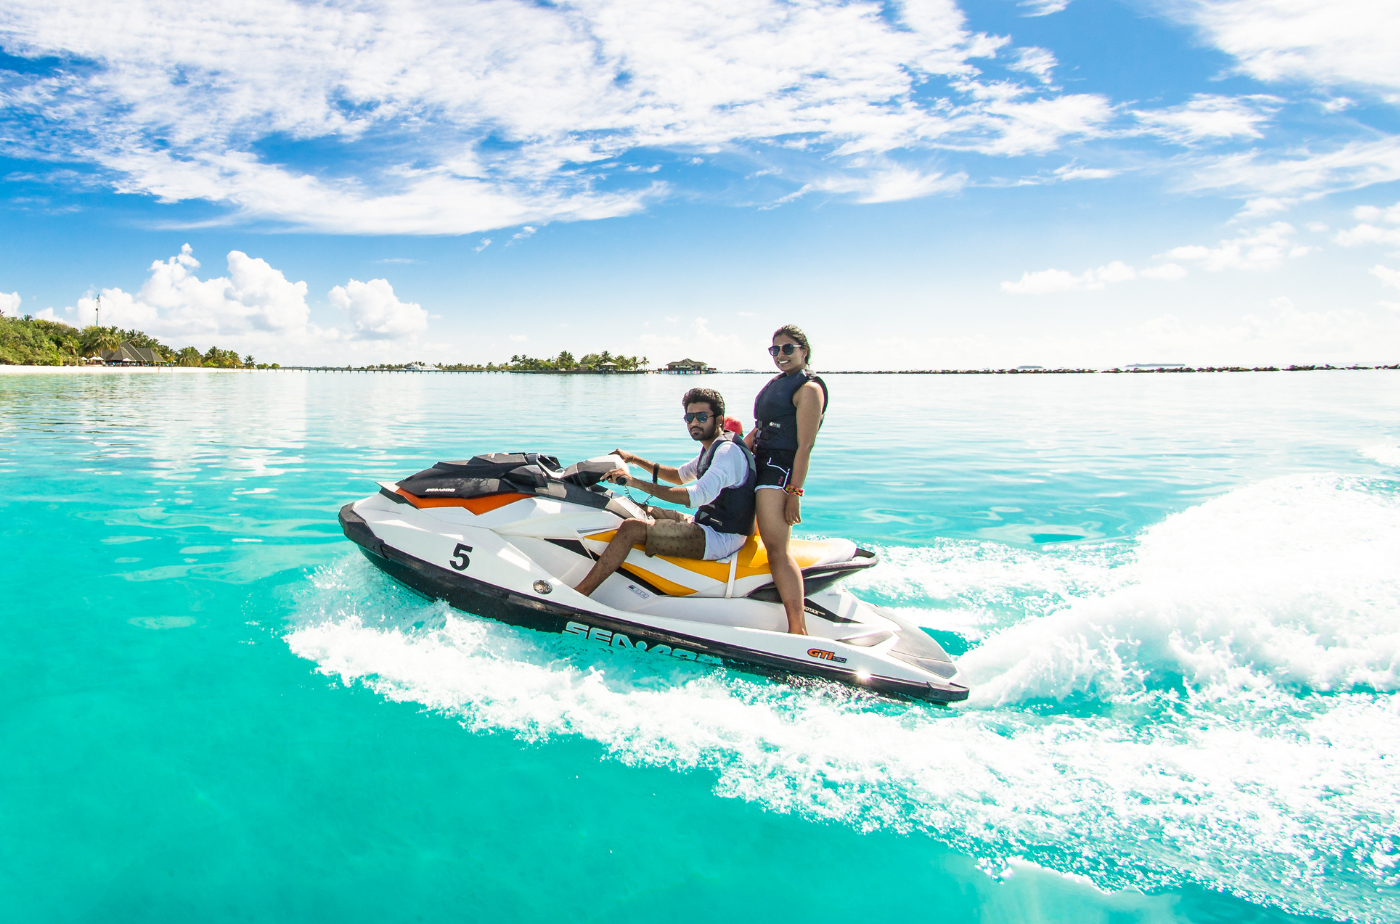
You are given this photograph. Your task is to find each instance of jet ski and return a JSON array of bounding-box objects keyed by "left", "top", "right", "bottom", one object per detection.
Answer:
[{"left": 338, "top": 451, "right": 969, "bottom": 703}]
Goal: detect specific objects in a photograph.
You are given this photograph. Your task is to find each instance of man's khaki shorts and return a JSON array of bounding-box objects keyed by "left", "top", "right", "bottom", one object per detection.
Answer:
[{"left": 643, "top": 507, "right": 707, "bottom": 559}]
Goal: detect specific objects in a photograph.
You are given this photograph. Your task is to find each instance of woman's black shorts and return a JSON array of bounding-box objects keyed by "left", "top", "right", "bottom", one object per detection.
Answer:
[{"left": 754, "top": 448, "right": 797, "bottom": 490}]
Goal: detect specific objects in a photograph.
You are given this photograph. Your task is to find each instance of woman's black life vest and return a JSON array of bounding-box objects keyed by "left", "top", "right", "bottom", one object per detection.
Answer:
[
  {"left": 753, "top": 369, "right": 827, "bottom": 452},
  {"left": 692, "top": 433, "right": 757, "bottom": 535}
]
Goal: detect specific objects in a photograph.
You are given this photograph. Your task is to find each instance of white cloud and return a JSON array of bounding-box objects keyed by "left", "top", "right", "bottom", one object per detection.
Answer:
[
  {"left": 475, "top": 238, "right": 493, "bottom": 252},
  {"left": 1133, "top": 94, "right": 1278, "bottom": 144},
  {"left": 509, "top": 334, "right": 528, "bottom": 342},
  {"left": 1336, "top": 201, "right": 1400, "bottom": 249},
  {"left": 1337, "top": 224, "right": 1400, "bottom": 248},
  {"left": 1001, "top": 261, "right": 1137, "bottom": 294},
  {"left": 1140, "top": 263, "right": 1189, "bottom": 280},
  {"left": 969, "top": 93, "right": 1116, "bottom": 156},
  {"left": 1001, "top": 268, "right": 1082, "bottom": 295},
  {"left": 1054, "top": 164, "right": 1116, "bottom": 181},
  {"left": 33, "top": 308, "right": 69, "bottom": 323},
  {"left": 1168, "top": 222, "right": 1314, "bottom": 271},
  {"left": 0, "top": 0, "right": 1109, "bottom": 233},
  {"left": 72, "top": 244, "right": 313, "bottom": 338},
  {"left": 1008, "top": 47, "right": 1057, "bottom": 84},
  {"left": 1019, "top": 0, "right": 1071, "bottom": 15},
  {"left": 61, "top": 245, "right": 426, "bottom": 357},
  {"left": 1002, "top": 258, "right": 1191, "bottom": 294},
  {"left": 1178, "top": 0, "right": 1400, "bottom": 95},
  {"left": 813, "top": 165, "right": 967, "bottom": 203},
  {"left": 1354, "top": 203, "right": 1400, "bottom": 223},
  {"left": 509, "top": 226, "right": 537, "bottom": 243},
  {"left": 0, "top": 292, "right": 19, "bottom": 317},
  {"left": 1181, "top": 137, "right": 1400, "bottom": 200},
  {"left": 1236, "top": 197, "right": 1294, "bottom": 219},
  {"left": 1094, "top": 261, "right": 1138, "bottom": 284},
  {"left": 327, "top": 278, "right": 427, "bottom": 340},
  {"left": 1373, "top": 265, "right": 1400, "bottom": 290}
]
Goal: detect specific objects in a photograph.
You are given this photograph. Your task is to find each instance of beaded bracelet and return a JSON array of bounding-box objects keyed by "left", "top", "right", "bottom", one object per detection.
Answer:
[{"left": 783, "top": 485, "right": 804, "bottom": 496}]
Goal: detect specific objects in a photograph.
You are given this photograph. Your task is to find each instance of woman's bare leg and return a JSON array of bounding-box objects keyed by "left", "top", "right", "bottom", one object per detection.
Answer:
[{"left": 756, "top": 489, "right": 806, "bottom": 634}]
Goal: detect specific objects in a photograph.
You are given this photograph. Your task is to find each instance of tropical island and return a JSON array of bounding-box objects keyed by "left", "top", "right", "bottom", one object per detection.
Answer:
[
  {"left": 1, "top": 315, "right": 263, "bottom": 368},
  {"left": 439, "top": 351, "right": 649, "bottom": 372}
]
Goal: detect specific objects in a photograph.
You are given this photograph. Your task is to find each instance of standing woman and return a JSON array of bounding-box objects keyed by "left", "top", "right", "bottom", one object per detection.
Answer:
[{"left": 748, "top": 324, "right": 827, "bottom": 635}]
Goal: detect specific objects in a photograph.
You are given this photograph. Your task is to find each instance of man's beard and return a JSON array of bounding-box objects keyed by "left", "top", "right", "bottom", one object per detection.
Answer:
[{"left": 689, "top": 422, "right": 718, "bottom": 441}]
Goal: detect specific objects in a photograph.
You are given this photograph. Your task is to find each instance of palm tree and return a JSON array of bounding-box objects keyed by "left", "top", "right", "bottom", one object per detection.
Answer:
[{"left": 79, "top": 326, "right": 122, "bottom": 357}]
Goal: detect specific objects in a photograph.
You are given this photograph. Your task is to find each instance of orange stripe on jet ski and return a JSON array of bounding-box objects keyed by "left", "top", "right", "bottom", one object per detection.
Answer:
[{"left": 396, "top": 488, "right": 532, "bottom": 514}]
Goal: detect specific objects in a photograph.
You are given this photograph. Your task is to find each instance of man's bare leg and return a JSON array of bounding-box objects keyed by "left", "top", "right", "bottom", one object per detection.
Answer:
[{"left": 574, "top": 518, "right": 649, "bottom": 596}]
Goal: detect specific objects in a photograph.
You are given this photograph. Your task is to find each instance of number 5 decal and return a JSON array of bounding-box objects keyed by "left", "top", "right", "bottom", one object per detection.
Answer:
[{"left": 450, "top": 543, "right": 473, "bottom": 571}]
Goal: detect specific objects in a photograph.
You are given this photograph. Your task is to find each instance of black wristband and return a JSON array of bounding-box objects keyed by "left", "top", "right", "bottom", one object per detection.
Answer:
[{"left": 651, "top": 463, "right": 659, "bottom": 484}]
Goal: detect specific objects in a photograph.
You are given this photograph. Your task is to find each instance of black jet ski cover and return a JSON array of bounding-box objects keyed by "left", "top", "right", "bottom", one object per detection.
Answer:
[{"left": 398, "top": 452, "right": 562, "bottom": 499}]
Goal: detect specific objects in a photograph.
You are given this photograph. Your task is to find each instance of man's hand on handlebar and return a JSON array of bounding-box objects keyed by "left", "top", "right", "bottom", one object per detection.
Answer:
[
  {"left": 604, "top": 468, "right": 630, "bottom": 485},
  {"left": 611, "top": 449, "right": 636, "bottom": 465}
]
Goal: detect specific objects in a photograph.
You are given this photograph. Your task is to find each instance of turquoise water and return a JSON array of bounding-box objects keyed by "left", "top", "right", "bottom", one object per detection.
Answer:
[{"left": 3, "top": 369, "right": 1399, "bottom": 923}]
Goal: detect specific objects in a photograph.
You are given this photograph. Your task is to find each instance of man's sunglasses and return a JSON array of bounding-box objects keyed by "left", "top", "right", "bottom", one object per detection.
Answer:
[
  {"left": 683, "top": 412, "right": 712, "bottom": 423},
  {"left": 768, "top": 344, "right": 799, "bottom": 356}
]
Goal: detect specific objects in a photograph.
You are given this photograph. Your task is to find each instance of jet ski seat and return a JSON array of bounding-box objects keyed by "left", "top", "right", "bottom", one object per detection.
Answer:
[{"left": 588, "top": 529, "right": 876, "bottom": 597}]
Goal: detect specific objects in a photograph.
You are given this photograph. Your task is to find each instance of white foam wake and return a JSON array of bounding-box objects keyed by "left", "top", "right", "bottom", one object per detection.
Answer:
[
  {"left": 960, "top": 474, "right": 1400, "bottom": 705},
  {"left": 287, "top": 473, "right": 1400, "bottom": 922},
  {"left": 1361, "top": 444, "right": 1400, "bottom": 467}
]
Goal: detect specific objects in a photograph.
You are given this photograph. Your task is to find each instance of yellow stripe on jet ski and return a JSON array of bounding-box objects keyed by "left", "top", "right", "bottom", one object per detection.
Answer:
[
  {"left": 582, "top": 531, "right": 849, "bottom": 590},
  {"left": 619, "top": 563, "right": 698, "bottom": 596},
  {"left": 583, "top": 530, "right": 700, "bottom": 595}
]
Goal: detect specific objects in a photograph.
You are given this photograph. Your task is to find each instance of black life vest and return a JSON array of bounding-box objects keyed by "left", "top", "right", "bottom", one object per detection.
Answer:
[
  {"left": 692, "top": 433, "right": 757, "bottom": 536},
  {"left": 753, "top": 369, "right": 827, "bottom": 452}
]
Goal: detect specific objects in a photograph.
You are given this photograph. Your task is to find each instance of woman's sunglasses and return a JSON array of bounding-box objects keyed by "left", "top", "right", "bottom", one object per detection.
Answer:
[
  {"left": 683, "top": 412, "right": 711, "bottom": 423},
  {"left": 768, "top": 344, "right": 799, "bottom": 356}
]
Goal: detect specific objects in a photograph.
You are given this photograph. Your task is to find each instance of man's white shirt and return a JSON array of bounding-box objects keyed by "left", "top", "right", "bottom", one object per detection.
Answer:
[{"left": 677, "top": 440, "right": 751, "bottom": 560}]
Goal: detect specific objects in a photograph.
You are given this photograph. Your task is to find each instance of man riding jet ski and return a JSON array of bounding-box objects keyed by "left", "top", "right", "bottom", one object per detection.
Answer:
[
  {"left": 573, "top": 388, "right": 767, "bottom": 607},
  {"left": 336, "top": 393, "right": 969, "bottom": 703}
]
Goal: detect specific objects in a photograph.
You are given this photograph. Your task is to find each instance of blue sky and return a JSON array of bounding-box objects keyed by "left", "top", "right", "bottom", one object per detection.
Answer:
[{"left": 1, "top": 0, "right": 1398, "bottom": 368}]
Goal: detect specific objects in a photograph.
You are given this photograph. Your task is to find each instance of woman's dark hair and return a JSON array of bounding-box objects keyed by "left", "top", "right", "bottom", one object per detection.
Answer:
[
  {"left": 681, "top": 387, "right": 725, "bottom": 419},
  {"left": 773, "top": 324, "right": 811, "bottom": 363}
]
